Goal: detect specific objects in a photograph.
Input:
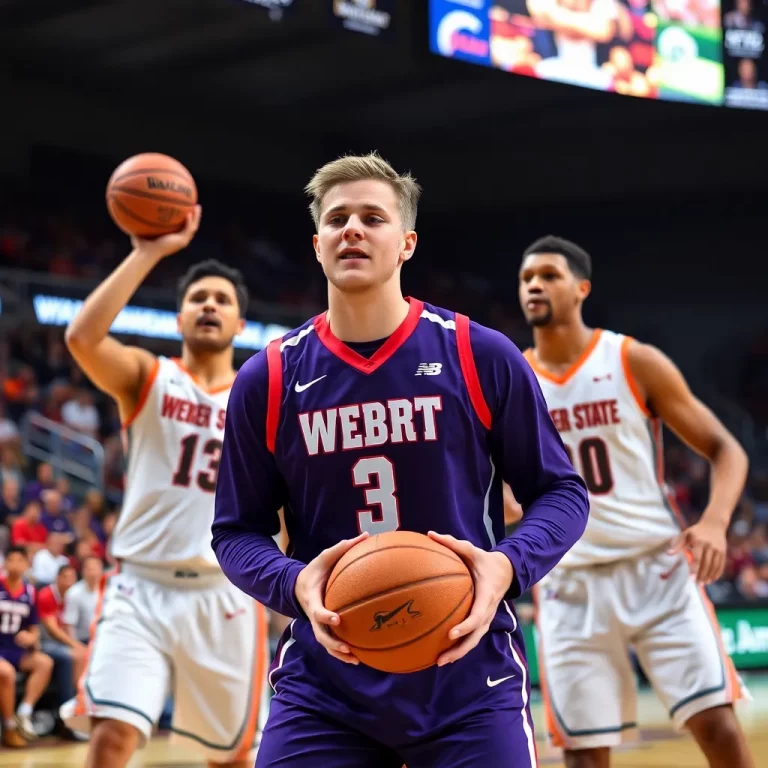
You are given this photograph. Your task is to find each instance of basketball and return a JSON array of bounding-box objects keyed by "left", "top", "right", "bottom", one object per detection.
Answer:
[
  {"left": 324, "top": 531, "right": 474, "bottom": 674},
  {"left": 106, "top": 153, "right": 198, "bottom": 238}
]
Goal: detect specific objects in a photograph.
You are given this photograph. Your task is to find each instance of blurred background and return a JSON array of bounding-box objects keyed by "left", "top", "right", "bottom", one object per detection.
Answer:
[{"left": 0, "top": 0, "right": 766, "bottom": 748}]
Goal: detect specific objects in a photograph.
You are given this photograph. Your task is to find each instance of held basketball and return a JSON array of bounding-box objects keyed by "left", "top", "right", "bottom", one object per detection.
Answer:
[
  {"left": 106, "top": 153, "right": 198, "bottom": 238},
  {"left": 324, "top": 531, "right": 474, "bottom": 674}
]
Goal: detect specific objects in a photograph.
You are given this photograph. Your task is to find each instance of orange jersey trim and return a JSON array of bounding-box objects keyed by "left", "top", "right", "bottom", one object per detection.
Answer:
[
  {"left": 620, "top": 337, "right": 650, "bottom": 416},
  {"left": 171, "top": 358, "right": 235, "bottom": 395},
  {"left": 122, "top": 358, "right": 160, "bottom": 429},
  {"left": 234, "top": 602, "right": 270, "bottom": 760},
  {"left": 524, "top": 329, "right": 602, "bottom": 386}
]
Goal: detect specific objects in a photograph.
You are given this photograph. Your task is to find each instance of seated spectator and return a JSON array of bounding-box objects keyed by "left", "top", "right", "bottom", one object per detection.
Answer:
[
  {"left": 0, "top": 547, "right": 53, "bottom": 747},
  {"left": 37, "top": 565, "right": 85, "bottom": 711},
  {"left": 0, "top": 402, "right": 19, "bottom": 449},
  {"left": 11, "top": 501, "right": 48, "bottom": 557},
  {"left": 21, "top": 462, "right": 54, "bottom": 506},
  {"left": 63, "top": 556, "right": 103, "bottom": 644},
  {"left": 40, "top": 489, "right": 73, "bottom": 540},
  {"left": 2, "top": 365, "right": 38, "bottom": 423},
  {"left": 61, "top": 388, "right": 99, "bottom": 440},
  {"left": 0, "top": 445, "right": 23, "bottom": 490},
  {"left": 31, "top": 533, "right": 70, "bottom": 586},
  {"left": 54, "top": 476, "right": 77, "bottom": 516},
  {"left": 0, "top": 476, "right": 21, "bottom": 553}
]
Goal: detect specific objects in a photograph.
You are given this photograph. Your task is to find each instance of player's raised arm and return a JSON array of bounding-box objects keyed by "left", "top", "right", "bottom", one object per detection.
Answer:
[
  {"left": 479, "top": 326, "right": 590, "bottom": 596},
  {"left": 626, "top": 340, "right": 748, "bottom": 582},
  {"left": 64, "top": 208, "right": 200, "bottom": 419}
]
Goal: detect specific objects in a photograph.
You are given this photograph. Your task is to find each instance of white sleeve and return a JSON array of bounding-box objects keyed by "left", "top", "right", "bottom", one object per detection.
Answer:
[{"left": 62, "top": 583, "right": 81, "bottom": 626}]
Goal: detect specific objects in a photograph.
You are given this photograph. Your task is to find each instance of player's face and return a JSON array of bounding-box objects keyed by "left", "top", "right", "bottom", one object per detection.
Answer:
[
  {"left": 4, "top": 553, "right": 28, "bottom": 579},
  {"left": 177, "top": 276, "right": 245, "bottom": 355},
  {"left": 518, "top": 253, "right": 590, "bottom": 327},
  {"left": 313, "top": 180, "right": 417, "bottom": 294}
]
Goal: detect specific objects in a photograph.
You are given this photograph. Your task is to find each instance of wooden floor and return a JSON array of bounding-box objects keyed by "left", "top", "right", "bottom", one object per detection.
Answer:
[{"left": 3, "top": 674, "right": 767, "bottom": 767}]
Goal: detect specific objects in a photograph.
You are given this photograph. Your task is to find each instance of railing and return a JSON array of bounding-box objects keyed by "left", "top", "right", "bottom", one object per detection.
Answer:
[{"left": 21, "top": 411, "right": 105, "bottom": 496}]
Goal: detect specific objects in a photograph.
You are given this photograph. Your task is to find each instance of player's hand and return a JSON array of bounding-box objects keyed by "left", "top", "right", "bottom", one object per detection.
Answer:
[
  {"left": 667, "top": 518, "right": 727, "bottom": 584},
  {"left": 427, "top": 531, "right": 514, "bottom": 666},
  {"left": 295, "top": 533, "right": 369, "bottom": 665},
  {"left": 130, "top": 205, "right": 202, "bottom": 260},
  {"left": 14, "top": 630, "right": 35, "bottom": 649}
]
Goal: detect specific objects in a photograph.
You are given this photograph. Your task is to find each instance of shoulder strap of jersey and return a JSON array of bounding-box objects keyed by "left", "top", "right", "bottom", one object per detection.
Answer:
[
  {"left": 454, "top": 313, "right": 492, "bottom": 430},
  {"left": 265, "top": 338, "right": 283, "bottom": 454}
]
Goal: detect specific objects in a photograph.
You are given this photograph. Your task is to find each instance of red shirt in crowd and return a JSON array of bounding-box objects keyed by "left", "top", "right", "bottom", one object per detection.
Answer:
[
  {"left": 37, "top": 584, "right": 64, "bottom": 629},
  {"left": 11, "top": 518, "right": 48, "bottom": 546}
]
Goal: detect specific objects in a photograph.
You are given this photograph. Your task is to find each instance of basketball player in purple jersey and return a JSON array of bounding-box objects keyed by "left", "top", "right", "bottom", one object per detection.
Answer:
[
  {"left": 213, "top": 154, "right": 589, "bottom": 767},
  {"left": 0, "top": 546, "right": 53, "bottom": 747}
]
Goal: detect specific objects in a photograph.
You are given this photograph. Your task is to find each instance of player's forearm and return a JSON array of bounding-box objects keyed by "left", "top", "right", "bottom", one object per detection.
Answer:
[
  {"left": 493, "top": 475, "right": 589, "bottom": 597},
  {"left": 65, "top": 248, "right": 163, "bottom": 346},
  {"left": 213, "top": 530, "right": 307, "bottom": 619},
  {"left": 701, "top": 436, "right": 749, "bottom": 528}
]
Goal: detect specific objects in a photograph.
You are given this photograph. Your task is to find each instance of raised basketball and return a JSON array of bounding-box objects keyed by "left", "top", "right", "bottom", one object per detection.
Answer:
[
  {"left": 106, "top": 152, "right": 198, "bottom": 238},
  {"left": 324, "top": 531, "right": 474, "bottom": 674}
]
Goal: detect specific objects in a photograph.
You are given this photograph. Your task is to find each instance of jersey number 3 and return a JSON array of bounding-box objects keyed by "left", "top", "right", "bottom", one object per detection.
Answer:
[
  {"left": 172, "top": 434, "right": 223, "bottom": 493},
  {"left": 353, "top": 456, "right": 401, "bottom": 535}
]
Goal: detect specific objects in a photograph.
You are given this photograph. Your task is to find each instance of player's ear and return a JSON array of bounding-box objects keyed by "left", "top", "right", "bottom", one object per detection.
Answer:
[
  {"left": 235, "top": 317, "right": 246, "bottom": 336},
  {"left": 176, "top": 312, "right": 183, "bottom": 334},
  {"left": 400, "top": 230, "right": 417, "bottom": 264},
  {"left": 313, "top": 233, "right": 322, "bottom": 263},
  {"left": 577, "top": 279, "right": 591, "bottom": 302}
]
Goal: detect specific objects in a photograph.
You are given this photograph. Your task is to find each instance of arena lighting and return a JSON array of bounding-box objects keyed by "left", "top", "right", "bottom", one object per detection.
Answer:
[{"left": 32, "top": 294, "right": 289, "bottom": 351}]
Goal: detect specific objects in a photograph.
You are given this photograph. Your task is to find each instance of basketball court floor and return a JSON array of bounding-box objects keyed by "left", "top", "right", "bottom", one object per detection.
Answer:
[{"left": 3, "top": 674, "right": 767, "bottom": 767}]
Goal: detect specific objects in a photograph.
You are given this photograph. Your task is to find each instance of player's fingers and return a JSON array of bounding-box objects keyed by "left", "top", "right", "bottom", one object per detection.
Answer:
[
  {"left": 320, "top": 533, "right": 369, "bottom": 565},
  {"left": 448, "top": 610, "right": 483, "bottom": 641},
  {"left": 312, "top": 621, "right": 353, "bottom": 656},
  {"left": 666, "top": 533, "right": 687, "bottom": 555},
  {"left": 427, "top": 531, "right": 475, "bottom": 558},
  {"left": 311, "top": 605, "right": 341, "bottom": 627},
  {"left": 438, "top": 623, "right": 488, "bottom": 666},
  {"left": 695, "top": 546, "right": 712, "bottom": 583}
]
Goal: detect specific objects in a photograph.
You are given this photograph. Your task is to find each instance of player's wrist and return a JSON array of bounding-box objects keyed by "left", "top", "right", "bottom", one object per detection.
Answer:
[{"left": 488, "top": 550, "right": 515, "bottom": 595}]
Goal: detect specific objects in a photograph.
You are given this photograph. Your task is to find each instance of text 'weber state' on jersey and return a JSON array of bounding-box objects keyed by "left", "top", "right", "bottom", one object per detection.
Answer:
[
  {"left": 525, "top": 330, "right": 683, "bottom": 567},
  {"left": 112, "top": 357, "right": 231, "bottom": 572}
]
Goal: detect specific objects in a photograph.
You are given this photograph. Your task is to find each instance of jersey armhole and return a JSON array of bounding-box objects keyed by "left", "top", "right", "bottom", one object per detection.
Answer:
[
  {"left": 265, "top": 339, "right": 283, "bottom": 454},
  {"left": 455, "top": 313, "right": 492, "bottom": 430},
  {"left": 620, "top": 336, "right": 651, "bottom": 417},
  {"left": 121, "top": 357, "right": 161, "bottom": 429}
]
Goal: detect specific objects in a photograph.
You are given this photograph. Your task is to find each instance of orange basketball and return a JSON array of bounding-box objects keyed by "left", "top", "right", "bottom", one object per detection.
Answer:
[
  {"left": 106, "top": 153, "right": 198, "bottom": 238},
  {"left": 324, "top": 531, "right": 474, "bottom": 674}
]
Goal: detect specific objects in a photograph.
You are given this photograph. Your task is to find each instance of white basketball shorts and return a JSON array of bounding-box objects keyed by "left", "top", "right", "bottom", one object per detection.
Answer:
[
  {"left": 536, "top": 546, "right": 748, "bottom": 750},
  {"left": 60, "top": 563, "right": 270, "bottom": 763}
]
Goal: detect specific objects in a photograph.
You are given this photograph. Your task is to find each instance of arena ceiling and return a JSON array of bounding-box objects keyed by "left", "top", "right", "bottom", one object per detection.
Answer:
[{"left": 1, "top": 0, "right": 766, "bottom": 207}]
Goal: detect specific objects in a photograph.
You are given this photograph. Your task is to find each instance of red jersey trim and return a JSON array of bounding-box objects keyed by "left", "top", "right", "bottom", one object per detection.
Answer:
[
  {"left": 313, "top": 298, "right": 424, "bottom": 375},
  {"left": 455, "top": 313, "right": 492, "bottom": 430},
  {"left": 266, "top": 339, "right": 283, "bottom": 454},
  {"left": 0, "top": 577, "right": 26, "bottom": 601}
]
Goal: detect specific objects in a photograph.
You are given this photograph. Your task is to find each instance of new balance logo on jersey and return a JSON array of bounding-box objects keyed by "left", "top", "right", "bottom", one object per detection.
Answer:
[{"left": 415, "top": 363, "right": 442, "bottom": 376}]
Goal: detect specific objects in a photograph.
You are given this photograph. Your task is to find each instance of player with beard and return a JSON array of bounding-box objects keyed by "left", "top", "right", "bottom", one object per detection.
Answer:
[
  {"left": 60, "top": 207, "right": 269, "bottom": 768},
  {"left": 518, "top": 235, "right": 754, "bottom": 768}
]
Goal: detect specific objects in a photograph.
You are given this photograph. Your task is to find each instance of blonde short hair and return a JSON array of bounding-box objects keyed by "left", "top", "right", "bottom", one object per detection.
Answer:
[{"left": 305, "top": 152, "right": 421, "bottom": 232}]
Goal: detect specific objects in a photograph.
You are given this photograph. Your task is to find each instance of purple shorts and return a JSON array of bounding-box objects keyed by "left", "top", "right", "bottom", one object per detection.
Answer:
[
  {"left": 0, "top": 647, "right": 25, "bottom": 670},
  {"left": 258, "top": 622, "right": 539, "bottom": 767}
]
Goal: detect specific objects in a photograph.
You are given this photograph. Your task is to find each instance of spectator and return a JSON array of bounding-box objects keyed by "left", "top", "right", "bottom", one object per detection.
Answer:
[
  {"left": 37, "top": 565, "right": 86, "bottom": 711},
  {"left": 0, "top": 475, "right": 21, "bottom": 531},
  {"left": 0, "top": 546, "right": 53, "bottom": 746},
  {"left": 2, "top": 365, "right": 38, "bottom": 423},
  {"left": 21, "top": 462, "right": 54, "bottom": 506},
  {"left": 39, "top": 489, "right": 73, "bottom": 540},
  {"left": 10, "top": 501, "right": 48, "bottom": 556},
  {"left": 63, "top": 556, "right": 103, "bottom": 644},
  {"left": 0, "top": 445, "right": 24, "bottom": 490},
  {"left": 31, "top": 533, "right": 70, "bottom": 586},
  {"left": 54, "top": 476, "right": 77, "bottom": 516},
  {"left": 61, "top": 388, "right": 99, "bottom": 440},
  {"left": 0, "top": 402, "right": 19, "bottom": 449}
]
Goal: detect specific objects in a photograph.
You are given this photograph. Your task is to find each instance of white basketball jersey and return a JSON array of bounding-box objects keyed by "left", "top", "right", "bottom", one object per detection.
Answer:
[
  {"left": 525, "top": 330, "right": 682, "bottom": 568},
  {"left": 111, "top": 357, "right": 231, "bottom": 572}
]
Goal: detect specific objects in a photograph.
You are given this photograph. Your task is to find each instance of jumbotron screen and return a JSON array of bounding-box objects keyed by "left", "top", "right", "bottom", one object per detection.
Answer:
[{"left": 430, "top": 0, "right": 768, "bottom": 108}]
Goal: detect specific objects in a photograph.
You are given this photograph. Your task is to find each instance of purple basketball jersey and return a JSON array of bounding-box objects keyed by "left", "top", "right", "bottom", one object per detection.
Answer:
[
  {"left": 0, "top": 578, "right": 37, "bottom": 668},
  {"left": 213, "top": 297, "right": 588, "bottom": 760}
]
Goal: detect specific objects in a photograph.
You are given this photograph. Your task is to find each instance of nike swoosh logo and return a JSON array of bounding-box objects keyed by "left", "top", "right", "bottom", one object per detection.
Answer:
[
  {"left": 295, "top": 375, "right": 327, "bottom": 393},
  {"left": 486, "top": 675, "right": 515, "bottom": 688}
]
